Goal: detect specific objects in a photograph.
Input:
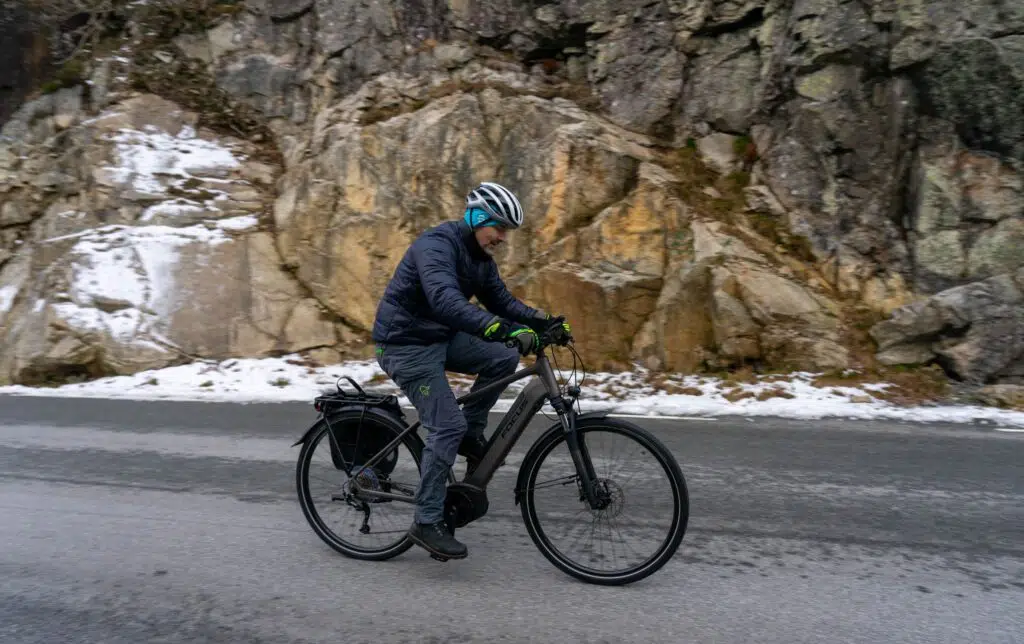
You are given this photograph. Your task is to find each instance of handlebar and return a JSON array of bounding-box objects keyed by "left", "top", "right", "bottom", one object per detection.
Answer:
[{"left": 503, "top": 316, "right": 574, "bottom": 355}]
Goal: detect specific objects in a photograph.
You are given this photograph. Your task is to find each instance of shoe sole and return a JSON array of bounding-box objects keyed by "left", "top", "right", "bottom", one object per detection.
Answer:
[{"left": 407, "top": 532, "right": 468, "bottom": 561}]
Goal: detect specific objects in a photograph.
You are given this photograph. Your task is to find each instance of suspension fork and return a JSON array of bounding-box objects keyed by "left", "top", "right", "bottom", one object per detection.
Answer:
[{"left": 537, "top": 354, "right": 604, "bottom": 509}]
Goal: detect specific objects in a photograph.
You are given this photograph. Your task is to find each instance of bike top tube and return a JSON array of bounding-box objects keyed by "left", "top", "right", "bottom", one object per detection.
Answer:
[{"left": 455, "top": 359, "right": 540, "bottom": 407}]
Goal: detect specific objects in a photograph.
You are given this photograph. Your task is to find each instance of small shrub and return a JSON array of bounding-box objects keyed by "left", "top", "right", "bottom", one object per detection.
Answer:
[
  {"left": 732, "top": 135, "right": 753, "bottom": 157},
  {"left": 39, "top": 58, "right": 86, "bottom": 93}
]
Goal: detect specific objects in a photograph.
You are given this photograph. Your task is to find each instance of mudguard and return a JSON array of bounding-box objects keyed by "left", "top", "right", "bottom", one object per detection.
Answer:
[
  {"left": 292, "top": 417, "right": 324, "bottom": 448},
  {"left": 293, "top": 376, "right": 407, "bottom": 448},
  {"left": 513, "top": 410, "right": 611, "bottom": 505},
  {"left": 291, "top": 405, "right": 407, "bottom": 447},
  {"left": 291, "top": 403, "right": 415, "bottom": 475}
]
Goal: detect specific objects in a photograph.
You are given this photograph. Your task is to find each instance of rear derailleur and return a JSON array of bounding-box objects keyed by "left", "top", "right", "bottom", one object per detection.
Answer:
[{"left": 331, "top": 467, "right": 393, "bottom": 534}]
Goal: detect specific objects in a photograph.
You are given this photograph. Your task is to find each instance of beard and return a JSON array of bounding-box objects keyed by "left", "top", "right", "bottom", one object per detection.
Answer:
[{"left": 483, "top": 238, "right": 508, "bottom": 259}]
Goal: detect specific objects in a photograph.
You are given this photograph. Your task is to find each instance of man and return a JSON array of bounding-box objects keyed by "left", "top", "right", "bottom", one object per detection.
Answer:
[{"left": 371, "top": 181, "right": 568, "bottom": 561}]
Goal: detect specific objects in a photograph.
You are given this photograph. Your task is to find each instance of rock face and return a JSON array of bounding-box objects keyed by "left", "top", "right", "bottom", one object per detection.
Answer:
[
  {"left": 975, "top": 384, "right": 1024, "bottom": 410},
  {"left": 1, "top": 0, "right": 1022, "bottom": 384},
  {"left": 908, "top": 120, "right": 1024, "bottom": 294},
  {"left": 0, "top": 91, "right": 338, "bottom": 383},
  {"left": 870, "top": 270, "right": 1024, "bottom": 385}
]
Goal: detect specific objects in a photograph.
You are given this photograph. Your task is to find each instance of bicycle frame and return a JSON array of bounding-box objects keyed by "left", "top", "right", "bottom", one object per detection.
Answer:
[{"left": 348, "top": 347, "right": 605, "bottom": 509}]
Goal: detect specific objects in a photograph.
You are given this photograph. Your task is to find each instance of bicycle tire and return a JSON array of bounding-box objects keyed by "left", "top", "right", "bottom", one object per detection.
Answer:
[
  {"left": 296, "top": 411, "right": 424, "bottom": 561},
  {"left": 518, "top": 417, "right": 689, "bottom": 585}
]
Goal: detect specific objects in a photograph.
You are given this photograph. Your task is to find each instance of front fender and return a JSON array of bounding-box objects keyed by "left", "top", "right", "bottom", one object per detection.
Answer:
[{"left": 513, "top": 410, "right": 610, "bottom": 505}]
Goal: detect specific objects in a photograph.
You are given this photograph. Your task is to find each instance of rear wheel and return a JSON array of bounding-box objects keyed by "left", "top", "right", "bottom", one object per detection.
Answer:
[
  {"left": 518, "top": 418, "right": 689, "bottom": 585},
  {"left": 296, "top": 411, "right": 424, "bottom": 561}
]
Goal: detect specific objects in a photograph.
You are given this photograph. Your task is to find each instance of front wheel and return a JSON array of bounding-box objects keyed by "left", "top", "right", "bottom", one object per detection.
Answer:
[{"left": 518, "top": 418, "right": 689, "bottom": 585}]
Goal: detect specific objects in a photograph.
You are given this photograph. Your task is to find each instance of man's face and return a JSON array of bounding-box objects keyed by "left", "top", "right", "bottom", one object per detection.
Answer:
[{"left": 474, "top": 224, "right": 509, "bottom": 256}]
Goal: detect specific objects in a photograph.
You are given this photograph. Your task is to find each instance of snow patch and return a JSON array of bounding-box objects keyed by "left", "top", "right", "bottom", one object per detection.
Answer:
[
  {"left": 69, "top": 236, "right": 147, "bottom": 310},
  {"left": 49, "top": 223, "right": 239, "bottom": 344},
  {"left": 50, "top": 302, "right": 145, "bottom": 343},
  {"left": 100, "top": 124, "right": 242, "bottom": 200},
  {"left": 139, "top": 201, "right": 212, "bottom": 222},
  {"left": 1, "top": 355, "right": 1021, "bottom": 429},
  {"left": 215, "top": 215, "right": 260, "bottom": 231},
  {"left": 0, "top": 284, "right": 19, "bottom": 315},
  {"left": 97, "top": 119, "right": 245, "bottom": 200}
]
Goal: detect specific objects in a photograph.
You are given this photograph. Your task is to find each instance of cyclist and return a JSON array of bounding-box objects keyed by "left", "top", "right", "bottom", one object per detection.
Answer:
[{"left": 371, "top": 181, "right": 570, "bottom": 561}]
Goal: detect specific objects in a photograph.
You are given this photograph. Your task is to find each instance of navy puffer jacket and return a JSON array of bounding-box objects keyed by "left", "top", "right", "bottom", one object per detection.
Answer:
[{"left": 371, "top": 220, "right": 541, "bottom": 345}]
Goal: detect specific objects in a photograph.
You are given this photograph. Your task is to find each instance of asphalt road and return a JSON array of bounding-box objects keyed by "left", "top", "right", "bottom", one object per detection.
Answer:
[{"left": 1, "top": 395, "right": 1022, "bottom": 643}]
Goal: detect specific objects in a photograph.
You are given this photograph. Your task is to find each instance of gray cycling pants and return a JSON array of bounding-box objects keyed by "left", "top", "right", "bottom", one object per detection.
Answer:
[{"left": 376, "top": 332, "right": 520, "bottom": 524}]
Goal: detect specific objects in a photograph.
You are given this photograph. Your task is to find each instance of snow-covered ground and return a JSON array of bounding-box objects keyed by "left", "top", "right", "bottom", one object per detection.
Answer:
[{"left": 1, "top": 355, "right": 1022, "bottom": 429}]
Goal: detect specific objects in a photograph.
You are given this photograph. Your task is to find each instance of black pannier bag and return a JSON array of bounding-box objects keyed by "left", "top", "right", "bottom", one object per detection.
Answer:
[{"left": 313, "top": 377, "right": 406, "bottom": 475}]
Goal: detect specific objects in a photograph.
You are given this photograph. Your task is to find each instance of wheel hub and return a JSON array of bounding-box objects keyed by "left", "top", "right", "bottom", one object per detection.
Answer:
[{"left": 589, "top": 479, "right": 624, "bottom": 519}]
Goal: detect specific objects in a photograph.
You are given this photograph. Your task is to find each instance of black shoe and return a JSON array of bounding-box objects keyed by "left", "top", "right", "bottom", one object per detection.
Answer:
[{"left": 408, "top": 521, "right": 468, "bottom": 560}]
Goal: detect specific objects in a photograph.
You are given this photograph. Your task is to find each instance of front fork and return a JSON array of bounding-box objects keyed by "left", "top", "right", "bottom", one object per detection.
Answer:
[
  {"left": 549, "top": 394, "right": 608, "bottom": 510},
  {"left": 536, "top": 353, "right": 608, "bottom": 511}
]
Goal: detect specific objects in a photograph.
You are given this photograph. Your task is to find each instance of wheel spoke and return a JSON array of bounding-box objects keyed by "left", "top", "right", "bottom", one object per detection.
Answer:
[
  {"left": 519, "top": 420, "right": 688, "bottom": 585},
  {"left": 297, "top": 420, "right": 420, "bottom": 560},
  {"left": 524, "top": 474, "right": 579, "bottom": 492}
]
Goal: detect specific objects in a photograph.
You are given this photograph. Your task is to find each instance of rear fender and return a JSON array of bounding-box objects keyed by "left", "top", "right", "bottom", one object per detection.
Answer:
[
  {"left": 294, "top": 376, "right": 407, "bottom": 448},
  {"left": 513, "top": 410, "right": 610, "bottom": 505},
  {"left": 291, "top": 405, "right": 417, "bottom": 449},
  {"left": 292, "top": 415, "right": 325, "bottom": 447}
]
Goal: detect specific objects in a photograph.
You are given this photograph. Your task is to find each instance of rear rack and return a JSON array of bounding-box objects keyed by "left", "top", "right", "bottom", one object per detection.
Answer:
[{"left": 313, "top": 376, "right": 402, "bottom": 414}]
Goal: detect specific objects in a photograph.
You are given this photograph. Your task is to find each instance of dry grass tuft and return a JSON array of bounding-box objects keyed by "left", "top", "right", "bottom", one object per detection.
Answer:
[
  {"left": 756, "top": 387, "right": 796, "bottom": 401},
  {"left": 723, "top": 388, "right": 756, "bottom": 403}
]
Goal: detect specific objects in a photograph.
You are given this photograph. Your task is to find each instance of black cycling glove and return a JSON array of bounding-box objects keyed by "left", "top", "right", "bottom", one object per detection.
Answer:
[
  {"left": 483, "top": 317, "right": 539, "bottom": 356},
  {"left": 527, "top": 309, "right": 573, "bottom": 340}
]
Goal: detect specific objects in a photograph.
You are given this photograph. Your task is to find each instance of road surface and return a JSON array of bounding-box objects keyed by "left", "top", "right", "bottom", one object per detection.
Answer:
[{"left": 1, "top": 395, "right": 1022, "bottom": 643}]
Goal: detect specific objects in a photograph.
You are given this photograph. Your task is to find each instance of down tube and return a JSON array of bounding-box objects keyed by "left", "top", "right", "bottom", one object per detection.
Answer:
[{"left": 464, "top": 378, "right": 549, "bottom": 488}]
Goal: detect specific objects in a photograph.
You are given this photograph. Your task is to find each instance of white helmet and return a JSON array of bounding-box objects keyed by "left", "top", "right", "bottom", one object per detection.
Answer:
[{"left": 466, "top": 181, "right": 524, "bottom": 229}]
